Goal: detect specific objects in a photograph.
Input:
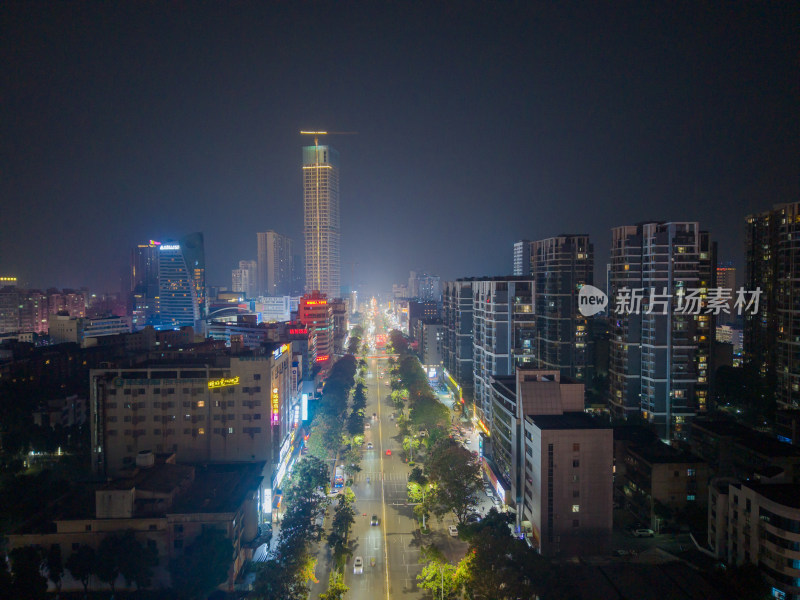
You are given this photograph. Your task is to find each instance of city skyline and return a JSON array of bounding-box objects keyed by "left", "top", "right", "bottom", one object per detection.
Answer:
[{"left": 1, "top": 3, "right": 797, "bottom": 295}]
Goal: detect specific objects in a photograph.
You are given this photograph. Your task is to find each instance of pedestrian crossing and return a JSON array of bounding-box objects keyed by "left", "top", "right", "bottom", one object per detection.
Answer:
[{"left": 354, "top": 471, "right": 408, "bottom": 482}]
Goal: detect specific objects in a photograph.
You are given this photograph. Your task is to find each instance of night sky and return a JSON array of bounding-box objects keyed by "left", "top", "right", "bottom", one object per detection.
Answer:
[{"left": 2, "top": 2, "right": 798, "bottom": 296}]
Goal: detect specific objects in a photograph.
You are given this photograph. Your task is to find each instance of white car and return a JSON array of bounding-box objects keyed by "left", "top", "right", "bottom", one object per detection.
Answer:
[
  {"left": 353, "top": 556, "right": 363, "bottom": 574},
  {"left": 448, "top": 525, "right": 459, "bottom": 537},
  {"left": 465, "top": 439, "right": 471, "bottom": 445},
  {"left": 367, "top": 442, "right": 373, "bottom": 449}
]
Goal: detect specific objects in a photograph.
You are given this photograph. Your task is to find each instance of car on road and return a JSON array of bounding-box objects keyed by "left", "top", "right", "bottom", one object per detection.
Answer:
[
  {"left": 371, "top": 515, "right": 379, "bottom": 526},
  {"left": 365, "top": 422, "right": 370, "bottom": 429},
  {"left": 466, "top": 513, "right": 481, "bottom": 523},
  {"left": 485, "top": 490, "right": 493, "bottom": 498},
  {"left": 372, "top": 412, "right": 377, "bottom": 419},
  {"left": 389, "top": 413, "right": 394, "bottom": 420},
  {"left": 632, "top": 528, "right": 655, "bottom": 538},
  {"left": 448, "top": 525, "right": 459, "bottom": 537},
  {"left": 465, "top": 439, "right": 471, "bottom": 445},
  {"left": 353, "top": 556, "right": 363, "bottom": 574},
  {"left": 367, "top": 442, "right": 373, "bottom": 449},
  {"left": 386, "top": 449, "right": 392, "bottom": 456}
]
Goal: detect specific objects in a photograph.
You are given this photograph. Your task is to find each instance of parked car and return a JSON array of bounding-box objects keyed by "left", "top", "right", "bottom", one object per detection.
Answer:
[
  {"left": 632, "top": 528, "right": 655, "bottom": 538},
  {"left": 354, "top": 556, "right": 363, "bottom": 574},
  {"left": 372, "top": 412, "right": 377, "bottom": 419},
  {"left": 371, "top": 515, "right": 379, "bottom": 526},
  {"left": 448, "top": 525, "right": 459, "bottom": 537},
  {"left": 466, "top": 513, "right": 481, "bottom": 523},
  {"left": 367, "top": 442, "right": 373, "bottom": 449},
  {"left": 386, "top": 449, "right": 392, "bottom": 456},
  {"left": 365, "top": 422, "right": 371, "bottom": 429}
]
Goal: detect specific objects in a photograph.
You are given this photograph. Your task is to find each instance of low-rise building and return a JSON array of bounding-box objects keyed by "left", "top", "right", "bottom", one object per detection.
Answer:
[
  {"left": 620, "top": 441, "right": 708, "bottom": 531},
  {"left": 6, "top": 458, "right": 263, "bottom": 593}
]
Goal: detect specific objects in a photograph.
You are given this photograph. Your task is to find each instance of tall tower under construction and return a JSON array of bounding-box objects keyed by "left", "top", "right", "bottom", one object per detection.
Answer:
[{"left": 303, "top": 143, "right": 340, "bottom": 298}]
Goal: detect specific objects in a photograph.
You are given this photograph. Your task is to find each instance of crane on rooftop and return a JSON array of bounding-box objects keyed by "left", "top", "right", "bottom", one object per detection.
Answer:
[{"left": 300, "top": 130, "right": 358, "bottom": 146}]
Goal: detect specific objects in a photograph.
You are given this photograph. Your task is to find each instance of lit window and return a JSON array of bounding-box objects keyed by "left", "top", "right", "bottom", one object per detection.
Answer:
[{"left": 572, "top": 504, "right": 580, "bottom": 513}]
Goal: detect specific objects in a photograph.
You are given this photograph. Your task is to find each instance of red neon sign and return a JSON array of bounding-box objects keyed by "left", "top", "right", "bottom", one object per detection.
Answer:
[
  {"left": 289, "top": 328, "right": 308, "bottom": 335},
  {"left": 315, "top": 355, "right": 329, "bottom": 362}
]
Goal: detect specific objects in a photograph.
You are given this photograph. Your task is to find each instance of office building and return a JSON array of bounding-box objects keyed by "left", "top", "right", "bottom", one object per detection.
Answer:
[
  {"left": 131, "top": 241, "right": 161, "bottom": 293},
  {"left": 472, "top": 277, "right": 536, "bottom": 425},
  {"left": 303, "top": 144, "right": 340, "bottom": 297},
  {"left": 157, "top": 233, "right": 206, "bottom": 330},
  {"left": 297, "top": 291, "right": 333, "bottom": 367},
  {"left": 745, "top": 202, "right": 800, "bottom": 416},
  {"left": 330, "top": 297, "right": 348, "bottom": 355},
  {"left": 0, "top": 286, "right": 20, "bottom": 334},
  {"left": 531, "top": 234, "right": 594, "bottom": 382},
  {"left": 90, "top": 346, "right": 292, "bottom": 478},
  {"left": 442, "top": 280, "right": 474, "bottom": 403},
  {"left": 513, "top": 240, "right": 532, "bottom": 276},
  {"left": 709, "top": 481, "right": 800, "bottom": 600},
  {"left": 257, "top": 231, "right": 293, "bottom": 297},
  {"left": 608, "top": 222, "right": 714, "bottom": 440}
]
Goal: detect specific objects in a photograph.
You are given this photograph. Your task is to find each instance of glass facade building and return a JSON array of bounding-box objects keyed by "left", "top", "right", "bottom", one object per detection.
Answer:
[
  {"left": 157, "top": 233, "right": 206, "bottom": 329},
  {"left": 303, "top": 144, "right": 340, "bottom": 298}
]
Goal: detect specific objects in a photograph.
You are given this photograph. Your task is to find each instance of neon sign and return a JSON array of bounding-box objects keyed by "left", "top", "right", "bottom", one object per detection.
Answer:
[
  {"left": 305, "top": 299, "right": 327, "bottom": 306},
  {"left": 271, "top": 387, "right": 279, "bottom": 424},
  {"left": 160, "top": 244, "right": 180, "bottom": 251},
  {"left": 208, "top": 376, "right": 240, "bottom": 389},
  {"left": 273, "top": 343, "right": 290, "bottom": 359},
  {"left": 289, "top": 328, "right": 308, "bottom": 335},
  {"left": 315, "top": 355, "right": 329, "bottom": 362}
]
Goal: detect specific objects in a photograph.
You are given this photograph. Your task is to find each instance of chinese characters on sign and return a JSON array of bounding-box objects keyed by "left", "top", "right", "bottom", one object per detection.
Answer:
[
  {"left": 613, "top": 287, "right": 761, "bottom": 315},
  {"left": 271, "top": 387, "right": 279, "bottom": 425},
  {"left": 208, "top": 376, "right": 240, "bottom": 389}
]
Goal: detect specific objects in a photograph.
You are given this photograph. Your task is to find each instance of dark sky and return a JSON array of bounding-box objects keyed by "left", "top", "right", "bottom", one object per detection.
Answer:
[{"left": 2, "top": 2, "right": 798, "bottom": 296}]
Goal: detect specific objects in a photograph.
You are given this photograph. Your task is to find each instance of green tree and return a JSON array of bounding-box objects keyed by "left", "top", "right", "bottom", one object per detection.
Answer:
[
  {"left": 417, "top": 545, "right": 461, "bottom": 600},
  {"left": 9, "top": 545, "right": 48, "bottom": 600},
  {"left": 169, "top": 528, "right": 233, "bottom": 600},
  {"left": 45, "top": 543, "right": 64, "bottom": 597},
  {"left": 427, "top": 439, "right": 482, "bottom": 524},
  {"left": 458, "top": 509, "right": 545, "bottom": 600},
  {"left": 66, "top": 544, "right": 95, "bottom": 597},
  {"left": 254, "top": 556, "right": 310, "bottom": 600},
  {"left": 117, "top": 530, "right": 157, "bottom": 591},
  {"left": 319, "top": 569, "right": 349, "bottom": 600}
]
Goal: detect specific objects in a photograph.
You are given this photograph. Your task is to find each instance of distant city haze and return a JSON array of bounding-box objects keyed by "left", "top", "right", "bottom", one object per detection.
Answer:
[{"left": 1, "top": 3, "right": 797, "bottom": 296}]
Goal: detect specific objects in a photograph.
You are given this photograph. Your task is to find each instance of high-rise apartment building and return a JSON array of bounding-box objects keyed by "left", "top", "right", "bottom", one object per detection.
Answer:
[
  {"left": 472, "top": 277, "right": 536, "bottom": 426},
  {"left": 19, "top": 290, "right": 48, "bottom": 334},
  {"left": 530, "top": 235, "right": 594, "bottom": 382},
  {"left": 716, "top": 261, "right": 737, "bottom": 320},
  {"left": 303, "top": 144, "right": 340, "bottom": 298},
  {"left": 408, "top": 271, "right": 442, "bottom": 302},
  {"left": 157, "top": 233, "right": 206, "bottom": 330},
  {"left": 745, "top": 202, "right": 800, "bottom": 414},
  {"left": 609, "top": 222, "right": 714, "bottom": 440},
  {"left": 513, "top": 240, "right": 532, "bottom": 276},
  {"left": 442, "top": 280, "right": 475, "bottom": 402},
  {"left": 232, "top": 260, "right": 257, "bottom": 299},
  {"left": 0, "top": 286, "right": 20, "bottom": 334},
  {"left": 257, "top": 232, "right": 293, "bottom": 297}
]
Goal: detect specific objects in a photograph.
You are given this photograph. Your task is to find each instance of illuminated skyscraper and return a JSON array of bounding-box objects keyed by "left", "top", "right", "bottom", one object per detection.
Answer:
[
  {"left": 303, "top": 144, "right": 340, "bottom": 297},
  {"left": 157, "top": 233, "right": 206, "bottom": 329}
]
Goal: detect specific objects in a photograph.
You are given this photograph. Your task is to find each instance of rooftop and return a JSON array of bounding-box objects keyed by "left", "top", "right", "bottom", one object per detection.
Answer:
[
  {"left": 102, "top": 462, "right": 195, "bottom": 494},
  {"left": 629, "top": 441, "right": 704, "bottom": 465},
  {"left": 744, "top": 482, "right": 800, "bottom": 509},
  {"left": 526, "top": 412, "right": 610, "bottom": 430},
  {"left": 169, "top": 462, "right": 264, "bottom": 514}
]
